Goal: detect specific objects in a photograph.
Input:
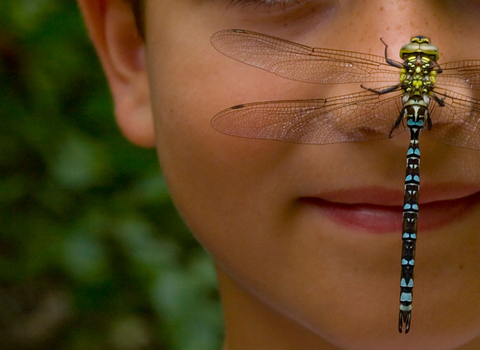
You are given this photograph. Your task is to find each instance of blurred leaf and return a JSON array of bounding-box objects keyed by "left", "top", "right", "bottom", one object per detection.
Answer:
[
  {"left": 62, "top": 230, "right": 109, "bottom": 285},
  {"left": 0, "top": 0, "right": 223, "bottom": 349},
  {"left": 52, "top": 132, "right": 112, "bottom": 189}
]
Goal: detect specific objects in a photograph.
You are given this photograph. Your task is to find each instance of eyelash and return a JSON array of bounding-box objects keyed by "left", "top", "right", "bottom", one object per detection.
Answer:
[{"left": 227, "top": 0, "right": 301, "bottom": 8}]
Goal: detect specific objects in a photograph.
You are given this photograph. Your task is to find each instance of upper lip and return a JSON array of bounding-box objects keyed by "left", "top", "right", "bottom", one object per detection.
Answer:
[{"left": 309, "top": 184, "right": 480, "bottom": 206}]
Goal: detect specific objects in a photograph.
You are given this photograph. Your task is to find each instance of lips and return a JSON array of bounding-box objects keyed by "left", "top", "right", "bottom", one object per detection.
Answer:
[{"left": 299, "top": 186, "right": 480, "bottom": 234}]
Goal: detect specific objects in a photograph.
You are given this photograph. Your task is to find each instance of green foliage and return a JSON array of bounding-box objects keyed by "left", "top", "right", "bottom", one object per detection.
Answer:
[{"left": 0, "top": 1, "right": 223, "bottom": 349}]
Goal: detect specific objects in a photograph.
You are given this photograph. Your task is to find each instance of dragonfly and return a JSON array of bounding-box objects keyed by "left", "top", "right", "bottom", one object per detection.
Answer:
[{"left": 210, "top": 29, "right": 480, "bottom": 333}]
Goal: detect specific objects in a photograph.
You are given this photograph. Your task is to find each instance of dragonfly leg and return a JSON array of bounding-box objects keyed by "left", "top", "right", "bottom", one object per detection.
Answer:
[
  {"left": 389, "top": 111, "right": 405, "bottom": 137},
  {"left": 380, "top": 38, "right": 404, "bottom": 68},
  {"left": 426, "top": 114, "right": 433, "bottom": 130},
  {"left": 361, "top": 83, "right": 401, "bottom": 95},
  {"left": 432, "top": 60, "right": 443, "bottom": 73},
  {"left": 431, "top": 92, "right": 446, "bottom": 106}
]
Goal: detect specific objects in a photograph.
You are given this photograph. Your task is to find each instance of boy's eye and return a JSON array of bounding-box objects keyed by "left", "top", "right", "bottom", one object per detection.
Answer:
[
  {"left": 220, "top": 0, "right": 329, "bottom": 30},
  {"left": 227, "top": 0, "right": 302, "bottom": 8}
]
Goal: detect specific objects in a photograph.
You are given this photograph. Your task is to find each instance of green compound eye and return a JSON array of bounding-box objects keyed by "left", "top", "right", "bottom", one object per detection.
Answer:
[{"left": 400, "top": 36, "right": 440, "bottom": 60}]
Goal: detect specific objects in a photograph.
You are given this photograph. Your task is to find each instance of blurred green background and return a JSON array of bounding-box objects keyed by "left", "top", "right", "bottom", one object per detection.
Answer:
[{"left": 0, "top": 1, "right": 223, "bottom": 349}]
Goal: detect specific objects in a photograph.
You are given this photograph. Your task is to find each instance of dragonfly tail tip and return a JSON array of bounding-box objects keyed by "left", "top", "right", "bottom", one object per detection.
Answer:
[{"left": 398, "top": 310, "right": 411, "bottom": 333}]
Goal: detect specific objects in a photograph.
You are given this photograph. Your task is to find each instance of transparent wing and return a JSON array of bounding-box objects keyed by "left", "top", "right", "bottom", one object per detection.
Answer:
[
  {"left": 211, "top": 29, "right": 480, "bottom": 148},
  {"left": 211, "top": 29, "right": 480, "bottom": 90},
  {"left": 212, "top": 88, "right": 405, "bottom": 144},
  {"left": 424, "top": 88, "right": 480, "bottom": 150},
  {"left": 437, "top": 60, "right": 480, "bottom": 90},
  {"left": 211, "top": 29, "right": 399, "bottom": 84}
]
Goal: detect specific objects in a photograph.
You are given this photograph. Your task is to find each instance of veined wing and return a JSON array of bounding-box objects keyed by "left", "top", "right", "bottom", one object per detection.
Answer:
[
  {"left": 437, "top": 60, "right": 480, "bottom": 90},
  {"left": 424, "top": 88, "right": 480, "bottom": 150},
  {"left": 212, "top": 88, "right": 405, "bottom": 144},
  {"left": 211, "top": 29, "right": 399, "bottom": 85}
]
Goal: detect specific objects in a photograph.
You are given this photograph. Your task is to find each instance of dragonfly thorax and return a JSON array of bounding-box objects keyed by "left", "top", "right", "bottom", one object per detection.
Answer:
[{"left": 400, "top": 54, "right": 437, "bottom": 97}]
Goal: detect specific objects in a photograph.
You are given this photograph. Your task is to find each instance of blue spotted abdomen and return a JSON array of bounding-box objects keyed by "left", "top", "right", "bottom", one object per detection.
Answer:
[{"left": 398, "top": 97, "right": 428, "bottom": 332}]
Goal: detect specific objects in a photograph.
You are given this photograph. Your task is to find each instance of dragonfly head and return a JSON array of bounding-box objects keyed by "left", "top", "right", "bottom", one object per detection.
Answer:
[{"left": 399, "top": 36, "right": 440, "bottom": 61}]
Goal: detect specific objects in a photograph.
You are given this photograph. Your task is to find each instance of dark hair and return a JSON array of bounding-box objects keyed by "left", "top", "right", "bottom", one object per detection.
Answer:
[{"left": 125, "top": 0, "right": 145, "bottom": 39}]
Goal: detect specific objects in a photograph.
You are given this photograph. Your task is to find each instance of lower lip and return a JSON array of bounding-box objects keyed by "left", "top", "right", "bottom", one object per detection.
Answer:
[{"left": 300, "top": 192, "right": 480, "bottom": 234}]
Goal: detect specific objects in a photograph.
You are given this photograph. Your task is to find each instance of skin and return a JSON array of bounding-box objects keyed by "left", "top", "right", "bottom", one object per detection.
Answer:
[{"left": 78, "top": 0, "right": 480, "bottom": 349}]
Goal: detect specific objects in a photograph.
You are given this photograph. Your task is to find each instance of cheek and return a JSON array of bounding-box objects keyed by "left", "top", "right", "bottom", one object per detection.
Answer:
[
  {"left": 145, "top": 25, "right": 304, "bottom": 247},
  {"left": 147, "top": 38, "right": 278, "bottom": 244},
  {"left": 145, "top": 33, "right": 347, "bottom": 304}
]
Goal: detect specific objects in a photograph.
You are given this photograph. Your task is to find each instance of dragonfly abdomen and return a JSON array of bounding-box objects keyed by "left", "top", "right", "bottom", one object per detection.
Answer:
[{"left": 398, "top": 96, "right": 428, "bottom": 333}]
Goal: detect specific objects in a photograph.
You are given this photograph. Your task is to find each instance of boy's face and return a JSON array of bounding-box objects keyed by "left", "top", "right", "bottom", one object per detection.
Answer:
[{"left": 83, "top": 0, "right": 480, "bottom": 348}]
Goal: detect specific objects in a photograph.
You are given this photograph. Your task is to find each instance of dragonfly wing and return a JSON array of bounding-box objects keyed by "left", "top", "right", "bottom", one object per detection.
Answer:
[
  {"left": 211, "top": 29, "right": 399, "bottom": 84},
  {"left": 437, "top": 60, "right": 480, "bottom": 90},
  {"left": 425, "top": 88, "right": 480, "bottom": 150},
  {"left": 212, "top": 89, "right": 405, "bottom": 144}
]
